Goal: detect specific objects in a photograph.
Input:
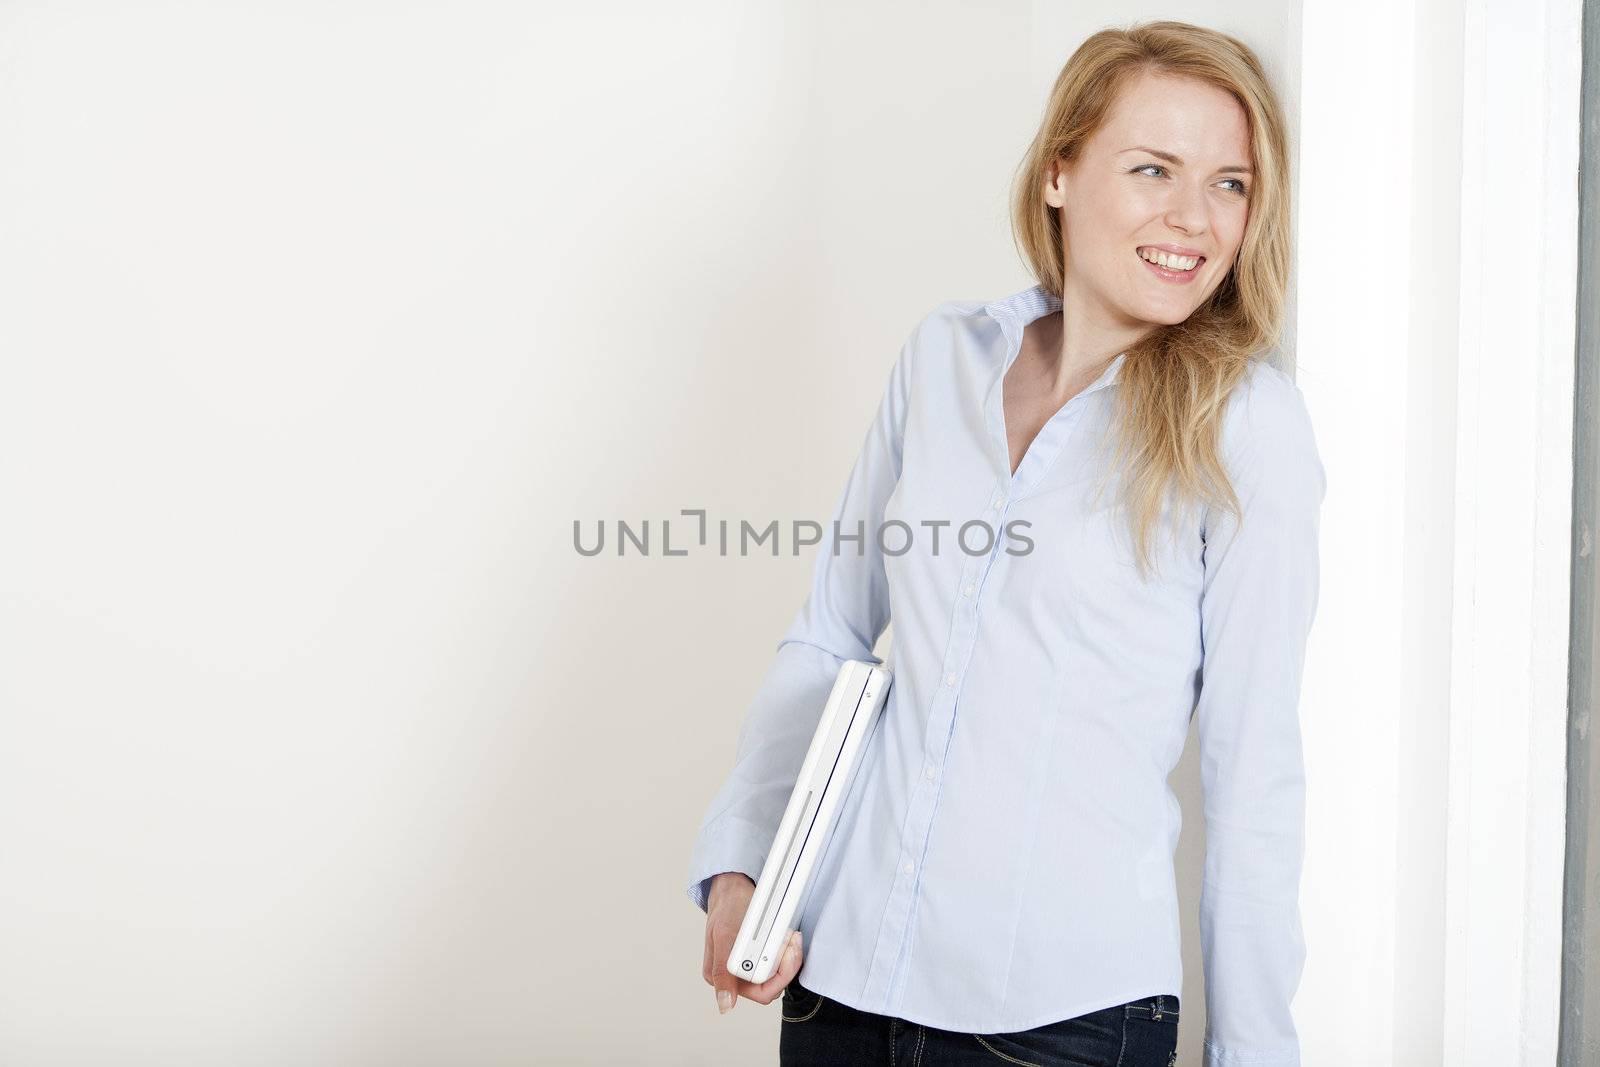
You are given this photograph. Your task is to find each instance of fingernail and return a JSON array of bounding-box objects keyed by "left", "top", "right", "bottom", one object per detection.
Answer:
[{"left": 717, "top": 989, "right": 734, "bottom": 1014}]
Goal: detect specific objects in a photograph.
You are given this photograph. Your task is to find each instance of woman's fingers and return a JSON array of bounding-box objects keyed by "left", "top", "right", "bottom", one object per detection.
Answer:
[
  {"left": 706, "top": 923, "right": 741, "bottom": 1013},
  {"left": 700, "top": 877, "right": 803, "bottom": 1013},
  {"left": 739, "top": 930, "right": 804, "bottom": 1005},
  {"left": 703, "top": 873, "right": 755, "bottom": 1013}
]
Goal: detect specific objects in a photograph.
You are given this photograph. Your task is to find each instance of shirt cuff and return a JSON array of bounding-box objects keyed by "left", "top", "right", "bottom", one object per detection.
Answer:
[
  {"left": 684, "top": 814, "right": 772, "bottom": 913},
  {"left": 1203, "top": 1038, "right": 1301, "bottom": 1066}
]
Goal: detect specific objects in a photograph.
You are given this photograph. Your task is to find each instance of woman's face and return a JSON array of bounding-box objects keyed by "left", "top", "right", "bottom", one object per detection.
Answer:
[{"left": 1046, "top": 70, "right": 1254, "bottom": 330}]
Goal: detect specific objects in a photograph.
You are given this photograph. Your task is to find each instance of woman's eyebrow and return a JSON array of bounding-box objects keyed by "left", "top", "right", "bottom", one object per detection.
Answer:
[{"left": 1120, "top": 145, "right": 1253, "bottom": 175}]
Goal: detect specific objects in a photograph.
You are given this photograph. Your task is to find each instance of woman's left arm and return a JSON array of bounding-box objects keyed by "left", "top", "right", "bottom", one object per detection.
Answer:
[{"left": 1193, "top": 365, "right": 1328, "bottom": 1067}]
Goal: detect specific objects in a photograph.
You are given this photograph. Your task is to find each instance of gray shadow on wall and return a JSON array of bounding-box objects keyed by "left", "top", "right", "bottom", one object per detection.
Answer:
[{"left": 1171, "top": 714, "right": 1212, "bottom": 1067}]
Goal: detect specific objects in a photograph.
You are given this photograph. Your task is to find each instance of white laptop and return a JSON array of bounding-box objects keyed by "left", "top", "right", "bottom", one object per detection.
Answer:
[{"left": 725, "top": 658, "right": 892, "bottom": 984}]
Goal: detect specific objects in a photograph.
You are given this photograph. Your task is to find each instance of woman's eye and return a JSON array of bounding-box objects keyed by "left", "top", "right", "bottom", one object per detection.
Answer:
[{"left": 1134, "top": 163, "right": 1248, "bottom": 196}]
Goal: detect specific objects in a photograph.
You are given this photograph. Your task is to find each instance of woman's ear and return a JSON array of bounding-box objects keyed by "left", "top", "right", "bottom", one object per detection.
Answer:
[{"left": 1042, "top": 155, "right": 1069, "bottom": 209}]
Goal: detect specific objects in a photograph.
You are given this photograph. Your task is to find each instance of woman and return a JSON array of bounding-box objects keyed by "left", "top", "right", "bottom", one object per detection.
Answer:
[{"left": 686, "top": 20, "right": 1323, "bottom": 1067}]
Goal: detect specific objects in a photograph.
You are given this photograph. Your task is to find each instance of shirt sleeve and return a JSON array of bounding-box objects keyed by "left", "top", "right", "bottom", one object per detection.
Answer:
[
  {"left": 1194, "top": 365, "right": 1326, "bottom": 1066},
  {"left": 683, "top": 318, "right": 918, "bottom": 914}
]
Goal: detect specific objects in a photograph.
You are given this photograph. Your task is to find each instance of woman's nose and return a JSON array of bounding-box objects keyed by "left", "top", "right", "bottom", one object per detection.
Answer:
[{"left": 1162, "top": 182, "right": 1209, "bottom": 236}]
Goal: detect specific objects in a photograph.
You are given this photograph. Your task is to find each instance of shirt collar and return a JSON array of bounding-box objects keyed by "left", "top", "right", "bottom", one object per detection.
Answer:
[
  {"left": 981, "top": 283, "right": 1128, "bottom": 397},
  {"left": 982, "top": 283, "right": 1062, "bottom": 333}
]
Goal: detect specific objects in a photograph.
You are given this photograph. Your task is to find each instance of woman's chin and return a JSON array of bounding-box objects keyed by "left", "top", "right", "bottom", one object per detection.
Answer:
[{"left": 1131, "top": 303, "right": 1195, "bottom": 328}]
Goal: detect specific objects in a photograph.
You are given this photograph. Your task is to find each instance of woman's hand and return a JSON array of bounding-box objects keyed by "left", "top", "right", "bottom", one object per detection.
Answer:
[{"left": 703, "top": 871, "right": 805, "bottom": 1014}]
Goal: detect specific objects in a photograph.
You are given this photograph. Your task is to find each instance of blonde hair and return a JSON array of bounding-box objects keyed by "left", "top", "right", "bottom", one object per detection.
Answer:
[{"left": 1008, "top": 20, "right": 1293, "bottom": 578}]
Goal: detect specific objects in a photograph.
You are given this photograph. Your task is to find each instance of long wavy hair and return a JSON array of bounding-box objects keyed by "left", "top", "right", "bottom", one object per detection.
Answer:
[{"left": 1008, "top": 20, "right": 1293, "bottom": 578}]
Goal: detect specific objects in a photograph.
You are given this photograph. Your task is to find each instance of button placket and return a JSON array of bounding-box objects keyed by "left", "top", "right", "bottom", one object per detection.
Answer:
[{"left": 870, "top": 487, "right": 1013, "bottom": 1011}]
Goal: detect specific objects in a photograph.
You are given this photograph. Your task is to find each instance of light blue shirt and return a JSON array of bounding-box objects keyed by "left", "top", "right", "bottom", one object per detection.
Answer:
[{"left": 685, "top": 283, "right": 1325, "bottom": 1066}]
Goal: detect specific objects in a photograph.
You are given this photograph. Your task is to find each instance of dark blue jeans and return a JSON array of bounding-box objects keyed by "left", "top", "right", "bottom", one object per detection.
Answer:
[{"left": 779, "top": 978, "right": 1179, "bottom": 1067}]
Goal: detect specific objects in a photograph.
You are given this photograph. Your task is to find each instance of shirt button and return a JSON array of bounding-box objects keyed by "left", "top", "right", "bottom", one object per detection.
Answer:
[
  {"left": 962, "top": 583, "right": 975, "bottom": 597},
  {"left": 903, "top": 862, "right": 915, "bottom": 875},
  {"left": 944, "top": 672, "right": 956, "bottom": 686},
  {"left": 992, "top": 493, "right": 1006, "bottom": 508},
  {"left": 925, "top": 766, "right": 936, "bottom": 781}
]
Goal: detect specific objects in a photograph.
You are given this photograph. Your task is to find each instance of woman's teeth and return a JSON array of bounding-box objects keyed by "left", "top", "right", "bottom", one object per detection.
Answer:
[{"left": 1138, "top": 248, "right": 1200, "bottom": 271}]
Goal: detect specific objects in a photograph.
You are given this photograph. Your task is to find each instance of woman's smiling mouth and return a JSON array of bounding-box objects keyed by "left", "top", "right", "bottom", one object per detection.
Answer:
[{"left": 1136, "top": 245, "right": 1205, "bottom": 283}]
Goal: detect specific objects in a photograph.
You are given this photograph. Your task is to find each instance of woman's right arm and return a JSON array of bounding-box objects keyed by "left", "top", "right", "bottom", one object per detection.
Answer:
[{"left": 685, "top": 311, "right": 924, "bottom": 1005}]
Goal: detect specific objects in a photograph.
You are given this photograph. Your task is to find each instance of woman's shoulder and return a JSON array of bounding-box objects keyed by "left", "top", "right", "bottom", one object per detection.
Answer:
[
  {"left": 1223, "top": 354, "right": 1317, "bottom": 449},
  {"left": 882, "top": 298, "right": 989, "bottom": 381},
  {"left": 906, "top": 297, "right": 990, "bottom": 340},
  {"left": 1217, "top": 353, "right": 1326, "bottom": 503}
]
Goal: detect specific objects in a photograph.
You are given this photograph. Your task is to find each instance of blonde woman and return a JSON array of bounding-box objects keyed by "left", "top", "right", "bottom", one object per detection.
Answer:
[{"left": 687, "top": 20, "right": 1323, "bottom": 1067}]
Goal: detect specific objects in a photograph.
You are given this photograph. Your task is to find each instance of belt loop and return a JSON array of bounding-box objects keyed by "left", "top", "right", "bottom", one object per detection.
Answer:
[{"left": 1152, "top": 994, "right": 1164, "bottom": 1020}]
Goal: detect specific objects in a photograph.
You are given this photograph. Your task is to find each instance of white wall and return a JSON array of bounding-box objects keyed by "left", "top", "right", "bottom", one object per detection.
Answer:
[
  {"left": 1296, "top": 0, "right": 1580, "bottom": 1063},
  {"left": 1295, "top": 0, "right": 1421, "bottom": 1060},
  {"left": 0, "top": 1, "right": 1576, "bottom": 1065},
  {"left": 0, "top": 3, "right": 1086, "bottom": 1063}
]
